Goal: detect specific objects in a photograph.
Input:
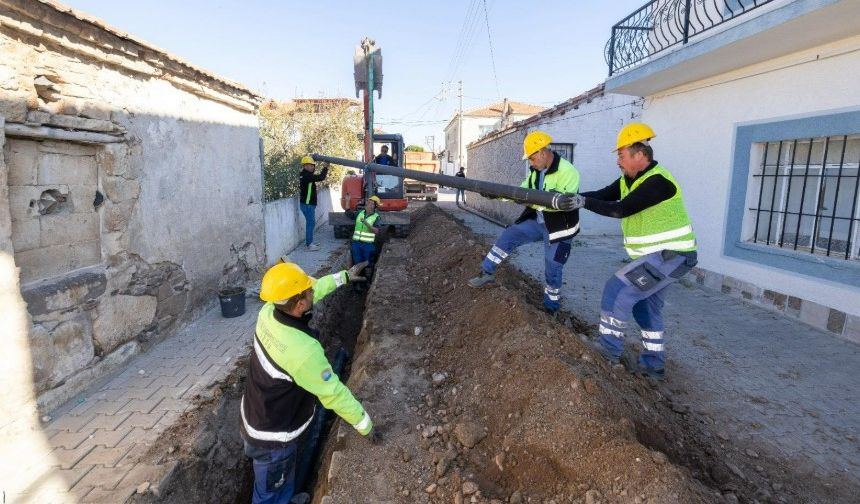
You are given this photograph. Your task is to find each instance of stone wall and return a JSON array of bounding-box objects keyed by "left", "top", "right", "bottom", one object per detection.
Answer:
[
  {"left": 466, "top": 88, "right": 642, "bottom": 235},
  {"left": 0, "top": 0, "right": 264, "bottom": 413}
]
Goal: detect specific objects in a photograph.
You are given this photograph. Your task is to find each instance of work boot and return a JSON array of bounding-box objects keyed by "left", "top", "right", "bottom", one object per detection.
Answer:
[
  {"left": 621, "top": 353, "right": 665, "bottom": 381},
  {"left": 467, "top": 271, "right": 496, "bottom": 288},
  {"left": 593, "top": 341, "right": 620, "bottom": 365},
  {"left": 307, "top": 243, "right": 321, "bottom": 251}
]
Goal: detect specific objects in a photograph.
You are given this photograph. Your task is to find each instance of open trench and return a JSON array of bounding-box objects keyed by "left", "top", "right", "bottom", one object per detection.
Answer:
[{"left": 132, "top": 204, "right": 821, "bottom": 504}]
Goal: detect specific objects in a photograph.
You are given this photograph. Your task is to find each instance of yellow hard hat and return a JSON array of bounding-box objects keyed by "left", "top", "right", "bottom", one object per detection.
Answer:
[
  {"left": 300, "top": 155, "right": 315, "bottom": 166},
  {"left": 522, "top": 131, "right": 553, "bottom": 160},
  {"left": 367, "top": 195, "right": 381, "bottom": 204},
  {"left": 614, "top": 123, "right": 656, "bottom": 151},
  {"left": 260, "top": 262, "right": 315, "bottom": 303}
]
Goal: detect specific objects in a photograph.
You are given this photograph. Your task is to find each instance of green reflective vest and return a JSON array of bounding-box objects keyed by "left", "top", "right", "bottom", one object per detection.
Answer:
[
  {"left": 519, "top": 156, "right": 580, "bottom": 211},
  {"left": 620, "top": 165, "right": 696, "bottom": 259},
  {"left": 352, "top": 210, "right": 379, "bottom": 243}
]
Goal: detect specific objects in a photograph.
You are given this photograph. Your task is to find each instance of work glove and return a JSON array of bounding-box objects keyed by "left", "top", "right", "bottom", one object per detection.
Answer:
[
  {"left": 347, "top": 261, "right": 369, "bottom": 282},
  {"left": 554, "top": 193, "right": 585, "bottom": 212},
  {"left": 364, "top": 426, "right": 383, "bottom": 445}
]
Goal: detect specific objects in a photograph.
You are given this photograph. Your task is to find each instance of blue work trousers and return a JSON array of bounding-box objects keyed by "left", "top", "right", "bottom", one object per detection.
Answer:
[
  {"left": 598, "top": 250, "right": 696, "bottom": 371},
  {"left": 299, "top": 203, "right": 316, "bottom": 246},
  {"left": 351, "top": 241, "right": 377, "bottom": 265},
  {"left": 244, "top": 440, "right": 298, "bottom": 504},
  {"left": 481, "top": 218, "right": 572, "bottom": 312}
]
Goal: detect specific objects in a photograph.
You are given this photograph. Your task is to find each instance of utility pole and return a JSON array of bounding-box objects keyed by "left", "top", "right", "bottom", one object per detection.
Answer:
[{"left": 457, "top": 80, "right": 463, "bottom": 170}]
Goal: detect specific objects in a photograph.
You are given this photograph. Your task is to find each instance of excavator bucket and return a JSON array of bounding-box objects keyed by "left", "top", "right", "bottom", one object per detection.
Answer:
[{"left": 354, "top": 37, "right": 383, "bottom": 98}]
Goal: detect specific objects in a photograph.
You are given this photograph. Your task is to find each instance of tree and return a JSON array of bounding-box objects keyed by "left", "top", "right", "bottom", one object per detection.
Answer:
[
  {"left": 405, "top": 144, "right": 425, "bottom": 152},
  {"left": 259, "top": 100, "right": 362, "bottom": 201}
]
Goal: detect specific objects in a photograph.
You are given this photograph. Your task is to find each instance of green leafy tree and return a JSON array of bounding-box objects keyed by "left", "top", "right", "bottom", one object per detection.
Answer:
[
  {"left": 405, "top": 144, "right": 424, "bottom": 152},
  {"left": 260, "top": 100, "right": 362, "bottom": 201}
]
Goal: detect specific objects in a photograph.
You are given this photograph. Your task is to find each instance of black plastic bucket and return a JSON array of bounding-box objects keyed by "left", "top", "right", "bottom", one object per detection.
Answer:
[{"left": 218, "top": 287, "right": 246, "bottom": 318}]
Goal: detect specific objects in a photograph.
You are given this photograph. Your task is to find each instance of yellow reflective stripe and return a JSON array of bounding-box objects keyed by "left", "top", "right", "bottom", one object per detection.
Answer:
[
  {"left": 625, "top": 239, "right": 697, "bottom": 256},
  {"left": 624, "top": 225, "right": 694, "bottom": 245}
]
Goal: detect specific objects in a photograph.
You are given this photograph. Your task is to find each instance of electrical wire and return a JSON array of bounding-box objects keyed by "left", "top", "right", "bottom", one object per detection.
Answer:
[{"left": 482, "top": 0, "right": 502, "bottom": 101}]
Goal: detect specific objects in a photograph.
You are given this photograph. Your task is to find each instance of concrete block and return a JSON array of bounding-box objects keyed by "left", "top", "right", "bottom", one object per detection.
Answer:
[
  {"left": 38, "top": 152, "right": 97, "bottom": 186},
  {"left": 10, "top": 217, "right": 40, "bottom": 251},
  {"left": 799, "top": 299, "right": 830, "bottom": 330},
  {"left": 92, "top": 294, "right": 157, "bottom": 354},
  {"left": 67, "top": 184, "right": 99, "bottom": 213},
  {"left": 29, "top": 319, "right": 95, "bottom": 392},
  {"left": 827, "top": 309, "right": 846, "bottom": 334},
  {"left": 102, "top": 175, "right": 140, "bottom": 203},
  {"left": 15, "top": 241, "right": 101, "bottom": 283},
  {"left": 5, "top": 138, "right": 38, "bottom": 186},
  {"left": 21, "top": 267, "right": 107, "bottom": 315},
  {"left": 702, "top": 270, "right": 723, "bottom": 292},
  {"left": 40, "top": 212, "right": 99, "bottom": 247},
  {"left": 786, "top": 296, "right": 802, "bottom": 318},
  {"left": 843, "top": 315, "right": 860, "bottom": 345},
  {"left": 762, "top": 289, "right": 787, "bottom": 312}
]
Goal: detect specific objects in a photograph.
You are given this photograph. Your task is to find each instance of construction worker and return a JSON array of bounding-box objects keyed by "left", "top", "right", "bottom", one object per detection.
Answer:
[
  {"left": 298, "top": 156, "right": 329, "bottom": 251},
  {"left": 569, "top": 123, "right": 698, "bottom": 380},
  {"left": 351, "top": 195, "right": 381, "bottom": 274},
  {"left": 455, "top": 166, "right": 466, "bottom": 204},
  {"left": 240, "top": 260, "right": 379, "bottom": 503},
  {"left": 373, "top": 145, "right": 394, "bottom": 166},
  {"left": 468, "top": 131, "right": 581, "bottom": 315}
]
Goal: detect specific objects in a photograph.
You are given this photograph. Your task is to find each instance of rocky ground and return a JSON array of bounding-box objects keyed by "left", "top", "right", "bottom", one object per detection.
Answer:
[{"left": 132, "top": 204, "right": 850, "bottom": 503}]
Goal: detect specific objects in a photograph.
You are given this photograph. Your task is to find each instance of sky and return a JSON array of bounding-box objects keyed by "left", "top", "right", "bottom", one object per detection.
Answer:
[{"left": 62, "top": 0, "right": 646, "bottom": 149}]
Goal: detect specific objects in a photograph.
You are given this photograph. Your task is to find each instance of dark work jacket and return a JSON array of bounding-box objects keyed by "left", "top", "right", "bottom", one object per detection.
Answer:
[
  {"left": 240, "top": 309, "right": 319, "bottom": 449},
  {"left": 299, "top": 167, "right": 327, "bottom": 206},
  {"left": 515, "top": 152, "right": 581, "bottom": 243}
]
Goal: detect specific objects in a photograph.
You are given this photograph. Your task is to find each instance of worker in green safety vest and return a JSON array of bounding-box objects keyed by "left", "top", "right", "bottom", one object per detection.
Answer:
[
  {"left": 567, "top": 123, "right": 698, "bottom": 381},
  {"left": 351, "top": 195, "right": 381, "bottom": 282},
  {"left": 240, "top": 260, "right": 379, "bottom": 503}
]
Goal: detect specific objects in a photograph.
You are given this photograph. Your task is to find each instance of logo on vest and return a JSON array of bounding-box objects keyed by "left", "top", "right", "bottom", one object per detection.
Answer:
[{"left": 321, "top": 369, "right": 333, "bottom": 381}]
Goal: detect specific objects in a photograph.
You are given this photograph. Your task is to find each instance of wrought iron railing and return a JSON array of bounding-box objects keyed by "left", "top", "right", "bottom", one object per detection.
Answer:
[{"left": 605, "top": 0, "right": 777, "bottom": 76}]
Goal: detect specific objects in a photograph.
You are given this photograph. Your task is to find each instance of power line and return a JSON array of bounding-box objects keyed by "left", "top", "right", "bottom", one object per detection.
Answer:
[{"left": 482, "top": 0, "right": 501, "bottom": 100}]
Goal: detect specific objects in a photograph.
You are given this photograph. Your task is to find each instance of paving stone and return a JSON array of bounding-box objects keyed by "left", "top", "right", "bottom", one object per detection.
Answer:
[
  {"left": 52, "top": 444, "right": 96, "bottom": 469},
  {"left": 50, "top": 428, "right": 96, "bottom": 449},
  {"left": 120, "top": 411, "right": 166, "bottom": 430},
  {"left": 81, "top": 484, "right": 137, "bottom": 503},
  {"left": 77, "top": 444, "right": 135, "bottom": 468},
  {"left": 147, "top": 374, "right": 188, "bottom": 389},
  {"left": 83, "top": 399, "right": 132, "bottom": 417},
  {"left": 82, "top": 413, "right": 132, "bottom": 431},
  {"left": 89, "top": 426, "right": 133, "bottom": 448},
  {"left": 115, "top": 398, "right": 165, "bottom": 415},
  {"left": 153, "top": 398, "right": 192, "bottom": 413},
  {"left": 148, "top": 384, "right": 193, "bottom": 402},
  {"left": 48, "top": 412, "right": 97, "bottom": 432},
  {"left": 75, "top": 463, "right": 134, "bottom": 490}
]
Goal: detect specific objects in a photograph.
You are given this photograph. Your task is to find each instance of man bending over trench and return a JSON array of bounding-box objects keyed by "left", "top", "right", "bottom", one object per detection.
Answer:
[{"left": 240, "top": 260, "right": 380, "bottom": 503}]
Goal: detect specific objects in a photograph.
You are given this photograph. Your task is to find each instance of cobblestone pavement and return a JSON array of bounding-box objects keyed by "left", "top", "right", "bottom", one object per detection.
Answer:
[
  {"left": 439, "top": 196, "right": 860, "bottom": 492},
  {"left": 10, "top": 222, "right": 345, "bottom": 503}
]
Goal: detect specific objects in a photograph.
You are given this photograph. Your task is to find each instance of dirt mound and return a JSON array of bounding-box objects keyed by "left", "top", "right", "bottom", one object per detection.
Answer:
[{"left": 314, "top": 206, "right": 732, "bottom": 503}]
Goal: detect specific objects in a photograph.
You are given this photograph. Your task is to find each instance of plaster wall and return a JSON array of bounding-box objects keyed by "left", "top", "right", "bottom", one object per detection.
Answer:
[
  {"left": 640, "top": 34, "right": 860, "bottom": 317},
  {"left": 264, "top": 187, "right": 340, "bottom": 265}
]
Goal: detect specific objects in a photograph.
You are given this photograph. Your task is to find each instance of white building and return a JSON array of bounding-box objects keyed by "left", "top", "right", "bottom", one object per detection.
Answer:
[
  {"left": 466, "top": 85, "right": 642, "bottom": 235},
  {"left": 441, "top": 100, "right": 545, "bottom": 175},
  {"left": 605, "top": 0, "right": 860, "bottom": 341}
]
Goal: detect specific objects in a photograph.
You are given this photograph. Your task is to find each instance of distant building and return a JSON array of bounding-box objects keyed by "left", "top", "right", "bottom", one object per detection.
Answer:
[
  {"left": 441, "top": 99, "right": 545, "bottom": 175},
  {"left": 605, "top": 0, "right": 860, "bottom": 341}
]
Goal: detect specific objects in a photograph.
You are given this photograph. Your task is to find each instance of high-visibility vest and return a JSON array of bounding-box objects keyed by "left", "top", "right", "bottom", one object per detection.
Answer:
[
  {"left": 620, "top": 165, "right": 696, "bottom": 259},
  {"left": 352, "top": 210, "right": 379, "bottom": 243}
]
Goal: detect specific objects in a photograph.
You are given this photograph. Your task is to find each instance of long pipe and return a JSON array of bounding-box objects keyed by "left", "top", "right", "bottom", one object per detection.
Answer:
[{"left": 312, "top": 153, "right": 576, "bottom": 210}]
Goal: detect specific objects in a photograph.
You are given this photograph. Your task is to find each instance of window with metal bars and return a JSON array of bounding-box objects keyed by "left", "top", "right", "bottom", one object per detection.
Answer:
[{"left": 747, "top": 135, "right": 860, "bottom": 261}]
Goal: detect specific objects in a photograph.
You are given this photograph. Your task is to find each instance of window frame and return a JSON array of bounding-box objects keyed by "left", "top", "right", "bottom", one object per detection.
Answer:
[{"left": 726, "top": 108, "right": 860, "bottom": 287}]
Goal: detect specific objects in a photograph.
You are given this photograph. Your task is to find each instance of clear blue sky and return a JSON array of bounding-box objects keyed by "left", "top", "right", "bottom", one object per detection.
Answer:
[{"left": 63, "top": 0, "right": 645, "bottom": 148}]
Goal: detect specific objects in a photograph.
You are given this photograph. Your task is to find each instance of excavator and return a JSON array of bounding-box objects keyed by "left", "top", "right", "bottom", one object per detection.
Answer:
[{"left": 324, "top": 38, "right": 578, "bottom": 239}]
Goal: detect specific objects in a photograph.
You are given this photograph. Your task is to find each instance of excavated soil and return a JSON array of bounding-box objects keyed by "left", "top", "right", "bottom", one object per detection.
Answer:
[{"left": 313, "top": 206, "right": 743, "bottom": 504}]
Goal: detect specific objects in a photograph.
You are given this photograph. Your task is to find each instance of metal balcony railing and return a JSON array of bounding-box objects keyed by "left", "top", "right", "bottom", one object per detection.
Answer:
[{"left": 605, "top": 0, "right": 777, "bottom": 76}]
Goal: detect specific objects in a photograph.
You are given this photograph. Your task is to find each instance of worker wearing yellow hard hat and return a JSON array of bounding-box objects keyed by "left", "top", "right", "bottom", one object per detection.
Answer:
[
  {"left": 241, "top": 259, "right": 378, "bottom": 503},
  {"left": 351, "top": 194, "right": 382, "bottom": 285},
  {"left": 469, "top": 130, "right": 582, "bottom": 315},
  {"left": 568, "top": 122, "right": 697, "bottom": 381},
  {"left": 299, "top": 154, "right": 330, "bottom": 251}
]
